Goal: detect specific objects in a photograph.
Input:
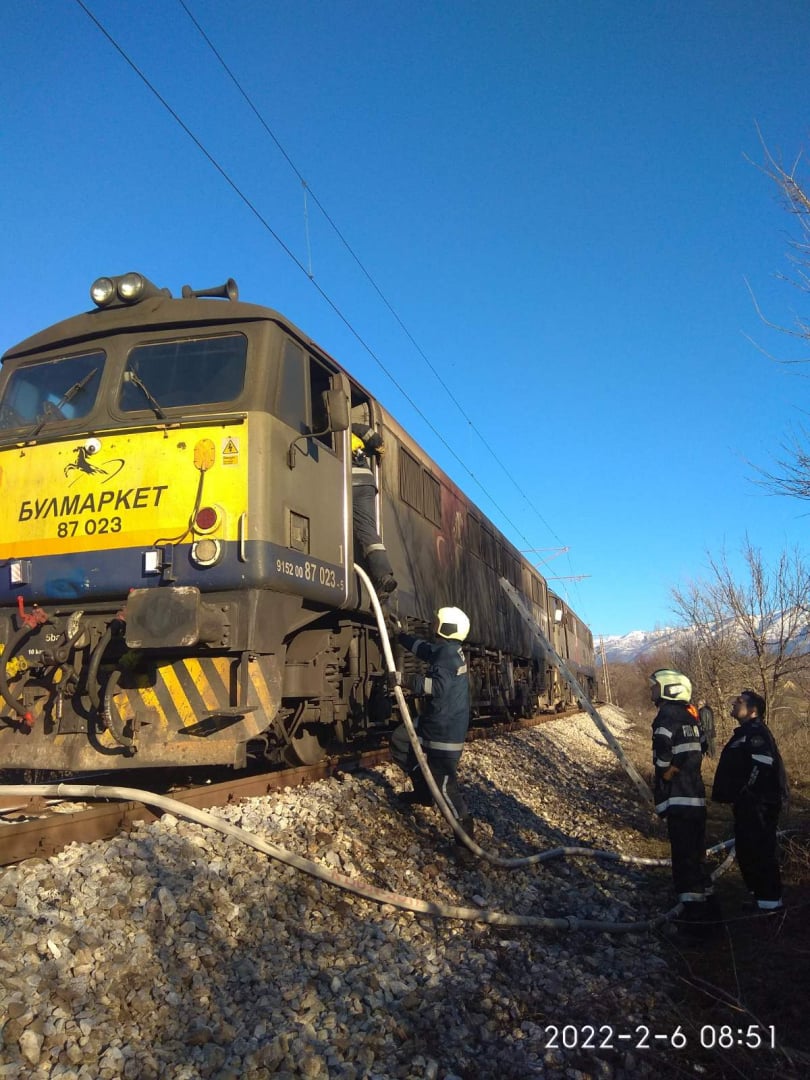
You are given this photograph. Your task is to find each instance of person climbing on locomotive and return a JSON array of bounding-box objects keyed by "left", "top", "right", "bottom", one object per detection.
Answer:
[
  {"left": 389, "top": 607, "right": 474, "bottom": 853},
  {"left": 712, "top": 689, "right": 787, "bottom": 912},
  {"left": 650, "top": 668, "right": 716, "bottom": 927},
  {"left": 351, "top": 423, "right": 397, "bottom": 597}
]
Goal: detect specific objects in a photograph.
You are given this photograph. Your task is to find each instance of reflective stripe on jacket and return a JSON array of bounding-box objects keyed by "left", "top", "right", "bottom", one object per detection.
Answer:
[
  {"left": 652, "top": 700, "right": 706, "bottom": 816},
  {"left": 398, "top": 633, "right": 470, "bottom": 748},
  {"left": 351, "top": 424, "right": 381, "bottom": 486},
  {"left": 712, "top": 719, "right": 786, "bottom": 807}
]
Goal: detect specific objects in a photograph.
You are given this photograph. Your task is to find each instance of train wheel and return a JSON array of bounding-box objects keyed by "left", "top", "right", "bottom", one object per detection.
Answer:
[{"left": 285, "top": 726, "right": 329, "bottom": 765}]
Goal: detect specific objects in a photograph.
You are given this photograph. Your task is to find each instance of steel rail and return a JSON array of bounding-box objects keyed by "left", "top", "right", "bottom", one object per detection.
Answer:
[{"left": 0, "top": 713, "right": 562, "bottom": 866}]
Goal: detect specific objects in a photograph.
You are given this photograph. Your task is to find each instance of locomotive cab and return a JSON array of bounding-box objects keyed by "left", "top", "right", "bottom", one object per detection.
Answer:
[{"left": 0, "top": 273, "right": 377, "bottom": 770}]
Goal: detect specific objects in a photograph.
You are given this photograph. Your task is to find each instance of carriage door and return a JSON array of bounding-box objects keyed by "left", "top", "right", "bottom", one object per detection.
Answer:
[{"left": 273, "top": 339, "right": 350, "bottom": 607}]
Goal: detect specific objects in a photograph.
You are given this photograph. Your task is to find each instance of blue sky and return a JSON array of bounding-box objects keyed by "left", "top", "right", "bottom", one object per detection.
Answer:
[{"left": 3, "top": 1, "right": 810, "bottom": 637}]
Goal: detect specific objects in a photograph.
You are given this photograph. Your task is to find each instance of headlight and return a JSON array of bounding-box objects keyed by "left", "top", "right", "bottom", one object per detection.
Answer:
[
  {"left": 117, "top": 272, "right": 145, "bottom": 303},
  {"left": 190, "top": 538, "right": 222, "bottom": 567},
  {"left": 90, "top": 277, "right": 116, "bottom": 307},
  {"left": 90, "top": 272, "right": 166, "bottom": 308}
]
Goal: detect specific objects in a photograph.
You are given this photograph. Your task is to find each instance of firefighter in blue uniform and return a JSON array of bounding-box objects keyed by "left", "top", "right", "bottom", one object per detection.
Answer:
[
  {"left": 351, "top": 423, "right": 396, "bottom": 596},
  {"left": 390, "top": 607, "right": 474, "bottom": 849},
  {"left": 712, "top": 689, "right": 787, "bottom": 912},
  {"left": 650, "top": 668, "right": 715, "bottom": 924}
]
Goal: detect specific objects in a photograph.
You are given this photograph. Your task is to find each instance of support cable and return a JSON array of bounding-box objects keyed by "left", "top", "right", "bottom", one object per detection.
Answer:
[{"left": 175, "top": 0, "right": 565, "bottom": 558}]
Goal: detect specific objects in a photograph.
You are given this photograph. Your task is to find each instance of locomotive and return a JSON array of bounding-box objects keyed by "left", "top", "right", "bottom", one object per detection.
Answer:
[{"left": 0, "top": 273, "right": 595, "bottom": 773}]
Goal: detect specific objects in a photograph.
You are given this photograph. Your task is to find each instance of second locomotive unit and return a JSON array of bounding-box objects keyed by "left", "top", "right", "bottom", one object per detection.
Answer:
[{"left": 0, "top": 273, "right": 595, "bottom": 773}]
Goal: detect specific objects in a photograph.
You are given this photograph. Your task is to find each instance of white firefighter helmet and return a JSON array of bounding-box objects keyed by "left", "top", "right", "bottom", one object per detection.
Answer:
[
  {"left": 436, "top": 606, "right": 470, "bottom": 642},
  {"left": 649, "top": 668, "right": 692, "bottom": 702}
]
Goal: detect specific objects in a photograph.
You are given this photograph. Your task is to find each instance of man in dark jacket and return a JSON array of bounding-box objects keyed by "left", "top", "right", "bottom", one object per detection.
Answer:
[
  {"left": 650, "top": 668, "right": 714, "bottom": 923},
  {"left": 712, "top": 689, "right": 786, "bottom": 912},
  {"left": 351, "top": 423, "right": 396, "bottom": 596},
  {"left": 390, "top": 607, "right": 474, "bottom": 848}
]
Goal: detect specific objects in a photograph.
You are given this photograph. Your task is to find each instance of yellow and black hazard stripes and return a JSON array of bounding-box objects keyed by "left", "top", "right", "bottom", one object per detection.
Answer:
[
  {"left": 158, "top": 656, "right": 231, "bottom": 730},
  {"left": 246, "top": 654, "right": 278, "bottom": 720},
  {"left": 106, "top": 654, "right": 280, "bottom": 743}
]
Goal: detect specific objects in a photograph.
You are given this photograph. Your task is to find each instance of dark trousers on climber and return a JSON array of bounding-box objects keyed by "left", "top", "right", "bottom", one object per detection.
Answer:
[
  {"left": 352, "top": 476, "right": 396, "bottom": 594},
  {"left": 390, "top": 722, "right": 472, "bottom": 833}
]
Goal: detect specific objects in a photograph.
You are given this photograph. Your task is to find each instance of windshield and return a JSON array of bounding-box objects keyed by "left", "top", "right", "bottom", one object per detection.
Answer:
[
  {"left": 119, "top": 334, "right": 247, "bottom": 412},
  {"left": 0, "top": 351, "right": 104, "bottom": 431}
]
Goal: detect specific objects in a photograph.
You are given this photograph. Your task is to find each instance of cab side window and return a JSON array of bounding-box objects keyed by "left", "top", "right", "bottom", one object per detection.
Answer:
[
  {"left": 276, "top": 339, "right": 335, "bottom": 450},
  {"left": 277, "top": 340, "right": 307, "bottom": 432},
  {"left": 309, "top": 360, "right": 332, "bottom": 448}
]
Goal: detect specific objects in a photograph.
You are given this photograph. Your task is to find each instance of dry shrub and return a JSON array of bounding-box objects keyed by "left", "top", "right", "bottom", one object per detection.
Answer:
[
  {"left": 780, "top": 825, "right": 810, "bottom": 883},
  {"left": 768, "top": 707, "right": 810, "bottom": 801}
]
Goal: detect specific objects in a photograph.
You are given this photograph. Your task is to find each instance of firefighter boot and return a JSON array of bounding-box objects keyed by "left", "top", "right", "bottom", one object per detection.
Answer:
[
  {"left": 367, "top": 549, "right": 397, "bottom": 596},
  {"left": 396, "top": 771, "right": 433, "bottom": 810}
]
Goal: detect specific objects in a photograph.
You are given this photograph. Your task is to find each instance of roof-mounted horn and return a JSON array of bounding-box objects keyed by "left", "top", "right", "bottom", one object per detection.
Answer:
[{"left": 181, "top": 278, "right": 239, "bottom": 301}]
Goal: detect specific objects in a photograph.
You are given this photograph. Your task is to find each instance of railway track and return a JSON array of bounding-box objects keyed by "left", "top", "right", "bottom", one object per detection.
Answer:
[{"left": 0, "top": 713, "right": 560, "bottom": 866}]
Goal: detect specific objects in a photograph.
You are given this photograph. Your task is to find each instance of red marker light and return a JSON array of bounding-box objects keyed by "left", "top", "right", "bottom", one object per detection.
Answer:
[{"left": 194, "top": 506, "right": 219, "bottom": 532}]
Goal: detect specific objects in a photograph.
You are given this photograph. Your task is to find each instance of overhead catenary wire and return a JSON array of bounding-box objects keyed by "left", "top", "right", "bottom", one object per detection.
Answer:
[
  {"left": 0, "top": 11, "right": 771, "bottom": 931},
  {"left": 73, "top": 0, "right": 575, "bottom": 589},
  {"left": 175, "top": 0, "right": 567, "bottom": 567}
]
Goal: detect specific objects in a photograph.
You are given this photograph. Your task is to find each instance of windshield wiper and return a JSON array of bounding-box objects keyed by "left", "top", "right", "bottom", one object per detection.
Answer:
[
  {"left": 27, "top": 367, "right": 99, "bottom": 438},
  {"left": 123, "top": 370, "right": 167, "bottom": 420}
]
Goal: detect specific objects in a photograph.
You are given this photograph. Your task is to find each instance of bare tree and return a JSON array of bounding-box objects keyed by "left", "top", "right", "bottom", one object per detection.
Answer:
[
  {"left": 671, "top": 579, "right": 746, "bottom": 747},
  {"left": 607, "top": 661, "right": 653, "bottom": 716},
  {"left": 672, "top": 539, "right": 810, "bottom": 743},
  {"left": 749, "top": 134, "right": 810, "bottom": 497},
  {"left": 753, "top": 134, "right": 810, "bottom": 339}
]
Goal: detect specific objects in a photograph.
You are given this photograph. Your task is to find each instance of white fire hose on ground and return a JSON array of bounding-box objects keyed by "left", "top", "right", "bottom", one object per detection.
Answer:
[
  {"left": 361, "top": 564, "right": 662, "bottom": 871},
  {"left": 1, "top": 777, "right": 732, "bottom": 931},
  {"left": 0, "top": 567, "right": 734, "bottom": 932},
  {"left": 354, "top": 564, "right": 735, "bottom": 922}
]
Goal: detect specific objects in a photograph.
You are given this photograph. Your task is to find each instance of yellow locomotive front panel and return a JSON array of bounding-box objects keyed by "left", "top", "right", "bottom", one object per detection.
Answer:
[{"left": 0, "top": 422, "right": 248, "bottom": 600}]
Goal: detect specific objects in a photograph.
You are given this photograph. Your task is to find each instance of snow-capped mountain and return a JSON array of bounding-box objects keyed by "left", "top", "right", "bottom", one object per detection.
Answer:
[
  {"left": 596, "top": 626, "right": 685, "bottom": 663},
  {"left": 597, "top": 608, "right": 810, "bottom": 665}
]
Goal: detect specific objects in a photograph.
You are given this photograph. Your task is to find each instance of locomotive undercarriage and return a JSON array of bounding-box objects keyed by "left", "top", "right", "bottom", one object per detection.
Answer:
[
  {"left": 467, "top": 647, "right": 551, "bottom": 722},
  {"left": 276, "top": 617, "right": 394, "bottom": 765},
  {"left": 0, "top": 587, "right": 396, "bottom": 771},
  {"left": 0, "top": 586, "right": 557, "bottom": 772},
  {"left": 0, "top": 593, "right": 284, "bottom": 771}
]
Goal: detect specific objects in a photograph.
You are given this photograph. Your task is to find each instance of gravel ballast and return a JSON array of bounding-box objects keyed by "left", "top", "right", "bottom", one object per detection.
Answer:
[{"left": 0, "top": 707, "right": 688, "bottom": 1080}]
